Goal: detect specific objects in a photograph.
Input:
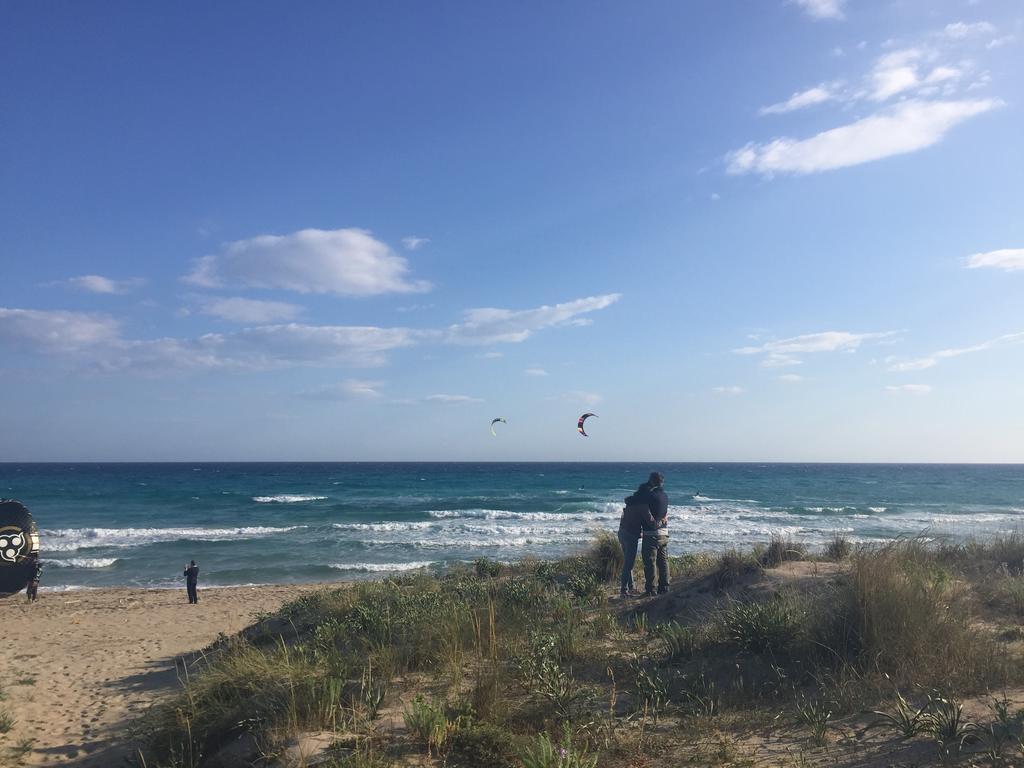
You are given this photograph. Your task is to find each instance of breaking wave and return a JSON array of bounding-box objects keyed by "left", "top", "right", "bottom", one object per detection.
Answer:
[{"left": 252, "top": 495, "right": 328, "bottom": 503}]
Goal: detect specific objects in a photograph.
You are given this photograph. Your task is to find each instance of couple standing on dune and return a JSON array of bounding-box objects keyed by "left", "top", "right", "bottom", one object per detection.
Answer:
[{"left": 617, "top": 471, "right": 669, "bottom": 598}]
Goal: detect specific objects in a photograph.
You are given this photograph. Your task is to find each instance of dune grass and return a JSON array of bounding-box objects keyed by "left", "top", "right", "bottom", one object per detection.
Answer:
[{"left": 132, "top": 534, "right": 1024, "bottom": 767}]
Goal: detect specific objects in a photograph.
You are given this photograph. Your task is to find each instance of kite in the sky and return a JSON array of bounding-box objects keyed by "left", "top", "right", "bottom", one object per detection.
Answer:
[
  {"left": 490, "top": 417, "right": 507, "bottom": 437},
  {"left": 577, "top": 412, "right": 597, "bottom": 437}
]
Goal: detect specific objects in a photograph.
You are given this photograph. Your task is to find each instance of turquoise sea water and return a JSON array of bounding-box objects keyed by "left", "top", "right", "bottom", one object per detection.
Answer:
[{"left": 1, "top": 463, "right": 1022, "bottom": 590}]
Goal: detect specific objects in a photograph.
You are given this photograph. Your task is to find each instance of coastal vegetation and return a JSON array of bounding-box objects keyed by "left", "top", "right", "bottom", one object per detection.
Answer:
[{"left": 132, "top": 532, "right": 1024, "bottom": 767}]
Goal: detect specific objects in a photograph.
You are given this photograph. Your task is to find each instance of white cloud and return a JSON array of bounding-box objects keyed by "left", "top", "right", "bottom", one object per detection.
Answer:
[
  {"left": 727, "top": 99, "right": 1000, "bottom": 175},
  {"left": 401, "top": 236, "right": 430, "bottom": 251},
  {"left": 479, "top": 351, "right": 504, "bottom": 359},
  {"left": 778, "top": 374, "right": 804, "bottom": 382},
  {"left": 298, "top": 379, "right": 385, "bottom": 400},
  {"left": 925, "top": 66, "right": 961, "bottom": 84},
  {"left": 889, "top": 332, "right": 1024, "bottom": 372},
  {"left": 710, "top": 192, "right": 721, "bottom": 201},
  {"left": 0, "top": 293, "right": 617, "bottom": 374},
  {"left": 0, "top": 308, "right": 121, "bottom": 353},
  {"left": 886, "top": 384, "right": 932, "bottom": 395},
  {"left": 987, "top": 35, "right": 1015, "bottom": 50},
  {"left": 193, "top": 296, "right": 303, "bottom": 323},
  {"left": 0, "top": 307, "right": 417, "bottom": 372},
  {"left": 736, "top": 331, "right": 898, "bottom": 356},
  {"left": 184, "top": 228, "right": 431, "bottom": 296},
  {"left": 792, "top": 0, "right": 846, "bottom": 20},
  {"left": 560, "top": 391, "right": 603, "bottom": 408},
  {"left": 965, "top": 248, "right": 1024, "bottom": 272},
  {"left": 943, "top": 21, "right": 997, "bottom": 39},
  {"left": 445, "top": 294, "right": 620, "bottom": 345},
  {"left": 424, "top": 394, "right": 483, "bottom": 404},
  {"left": 57, "top": 275, "right": 145, "bottom": 295},
  {"left": 760, "top": 85, "right": 835, "bottom": 115},
  {"left": 524, "top": 368, "right": 549, "bottom": 377},
  {"left": 714, "top": 385, "right": 745, "bottom": 395},
  {"left": 869, "top": 48, "right": 927, "bottom": 100}
]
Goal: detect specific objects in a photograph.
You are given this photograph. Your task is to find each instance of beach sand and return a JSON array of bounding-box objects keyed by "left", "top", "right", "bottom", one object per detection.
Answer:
[{"left": 1, "top": 584, "right": 325, "bottom": 767}]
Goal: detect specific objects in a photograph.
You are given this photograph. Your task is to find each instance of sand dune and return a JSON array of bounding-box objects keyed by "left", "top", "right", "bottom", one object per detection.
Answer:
[{"left": 1, "top": 585, "right": 322, "bottom": 767}]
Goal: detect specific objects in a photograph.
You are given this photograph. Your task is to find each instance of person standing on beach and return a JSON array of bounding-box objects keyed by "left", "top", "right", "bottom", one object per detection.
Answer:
[
  {"left": 26, "top": 553, "right": 41, "bottom": 603},
  {"left": 618, "top": 496, "right": 644, "bottom": 598},
  {"left": 637, "top": 472, "right": 670, "bottom": 596},
  {"left": 184, "top": 560, "right": 199, "bottom": 604}
]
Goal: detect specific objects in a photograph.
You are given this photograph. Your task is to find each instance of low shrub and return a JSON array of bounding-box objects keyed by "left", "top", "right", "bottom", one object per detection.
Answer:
[
  {"left": 825, "top": 532, "right": 852, "bottom": 561},
  {"left": 586, "top": 530, "right": 624, "bottom": 583},
  {"left": 761, "top": 535, "right": 806, "bottom": 568},
  {"left": 713, "top": 549, "right": 760, "bottom": 590},
  {"left": 718, "top": 595, "right": 807, "bottom": 656},
  {"left": 448, "top": 722, "right": 519, "bottom": 768}
]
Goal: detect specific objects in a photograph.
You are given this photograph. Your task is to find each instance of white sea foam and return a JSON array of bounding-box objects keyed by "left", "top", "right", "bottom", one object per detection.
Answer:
[
  {"left": 332, "top": 521, "right": 434, "bottom": 532},
  {"left": 42, "top": 526, "right": 303, "bottom": 552},
  {"left": 49, "top": 557, "right": 119, "bottom": 568},
  {"left": 253, "top": 495, "right": 328, "bottom": 503},
  {"left": 426, "top": 508, "right": 619, "bottom": 522},
  {"left": 329, "top": 561, "right": 436, "bottom": 572}
]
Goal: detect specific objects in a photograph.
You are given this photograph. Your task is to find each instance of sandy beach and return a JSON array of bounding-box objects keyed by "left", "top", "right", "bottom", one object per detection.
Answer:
[{"left": 1, "top": 584, "right": 325, "bottom": 767}]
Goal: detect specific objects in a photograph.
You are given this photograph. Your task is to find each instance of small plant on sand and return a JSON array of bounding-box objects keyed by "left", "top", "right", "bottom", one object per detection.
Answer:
[
  {"left": 631, "top": 654, "right": 669, "bottom": 724},
  {"left": 974, "top": 697, "right": 1024, "bottom": 765},
  {"left": 520, "top": 724, "right": 598, "bottom": 768},
  {"left": 403, "top": 695, "right": 455, "bottom": 757},
  {"left": 825, "top": 532, "right": 852, "bottom": 561},
  {"left": 795, "top": 696, "right": 832, "bottom": 746},
  {"left": 870, "top": 687, "right": 933, "bottom": 738},
  {"left": 517, "top": 632, "right": 578, "bottom": 720},
  {"left": 926, "top": 693, "right": 977, "bottom": 759},
  {"left": 0, "top": 707, "right": 15, "bottom": 734},
  {"left": 656, "top": 621, "right": 698, "bottom": 663},
  {"left": 359, "top": 666, "right": 387, "bottom": 721}
]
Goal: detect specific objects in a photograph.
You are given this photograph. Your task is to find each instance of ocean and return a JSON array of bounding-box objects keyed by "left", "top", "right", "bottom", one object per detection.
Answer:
[{"left": 2, "top": 462, "right": 1022, "bottom": 591}]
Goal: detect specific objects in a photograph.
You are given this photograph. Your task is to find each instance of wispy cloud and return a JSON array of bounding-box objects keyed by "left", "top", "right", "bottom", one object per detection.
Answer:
[
  {"left": 183, "top": 228, "right": 431, "bottom": 296},
  {"left": 559, "top": 391, "right": 603, "bottom": 408},
  {"left": 424, "top": 394, "right": 483, "bottom": 404},
  {"left": 888, "top": 332, "right": 1024, "bottom": 372},
  {"left": 401, "top": 236, "right": 430, "bottom": 251},
  {"left": 791, "top": 0, "right": 846, "bottom": 21},
  {"left": 942, "top": 21, "right": 997, "bottom": 39},
  {"left": 297, "top": 379, "right": 385, "bottom": 400},
  {"left": 445, "top": 294, "right": 620, "bottom": 345},
  {"left": 965, "top": 248, "right": 1024, "bottom": 272},
  {"left": 191, "top": 296, "right": 303, "bottom": 323},
  {"left": 886, "top": 384, "right": 932, "bottom": 395},
  {"left": 736, "top": 331, "right": 898, "bottom": 357},
  {"left": 0, "top": 293, "right": 618, "bottom": 374},
  {"left": 759, "top": 85, "right": 836, "bottom": 115},
  {"left": 738, "top": 19, "right": 1004, "bottom": 176},
  {"left": 52, "top": 275, "right": 145, "bottom": 295},
  {"left": 0, "top": 308, "right": 122, "bottom": 353},
  {"left": 524, "top": 368, "right": 549, "bottom": 377},
  {"left": 728, "top": 99, "right": 1000, "bottom": 175},
  {"left": 714, "top": 385, "right": 745, "bottom": 395},
  {"left": 778, "top": 374, "right": 804, "bottom": 382},
  {"left": 0, "top": 307, "right": 417, "bottom": 372}
]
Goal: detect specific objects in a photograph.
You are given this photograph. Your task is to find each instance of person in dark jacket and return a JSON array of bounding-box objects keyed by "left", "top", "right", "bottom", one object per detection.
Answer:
[
  {"left": 619, "top": 476, "right": 662, "bottom": 598},
  {"left": 635, "top": 472, "right": 670, "bottom": 596},
  {"left": 184, "top": 560, "right": 199, "bottom": 604},
  {"left": 618, "top": 493, "right": 648, "bottom": 598},
  {"left": 26, "top": 554, "right": 41, "bottom": 603}
]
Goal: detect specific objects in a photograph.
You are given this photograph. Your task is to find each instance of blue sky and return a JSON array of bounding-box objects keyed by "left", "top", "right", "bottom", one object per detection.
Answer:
[{"left": 1, "top": 0, "right": 1022, "bottom": 462}]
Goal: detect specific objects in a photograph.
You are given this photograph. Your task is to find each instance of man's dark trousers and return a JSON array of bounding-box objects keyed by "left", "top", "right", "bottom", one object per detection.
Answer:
[
  {"left": 187, "top": 582, "right": 198, "bottom": 604},
  {"left": 641, "top": 534, "right": 669, "bottom": 594}
]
